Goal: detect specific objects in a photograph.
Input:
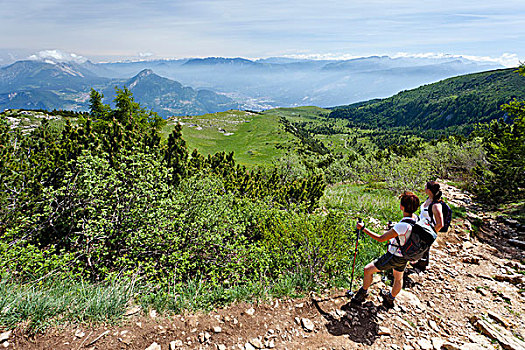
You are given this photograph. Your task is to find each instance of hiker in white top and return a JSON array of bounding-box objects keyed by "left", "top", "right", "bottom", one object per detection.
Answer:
[
  {"left": 413, "top": 181, "right": 444, "bottom": 271},
  {"left": 348, "top": 191, "right": 420, "bottom": 308}
]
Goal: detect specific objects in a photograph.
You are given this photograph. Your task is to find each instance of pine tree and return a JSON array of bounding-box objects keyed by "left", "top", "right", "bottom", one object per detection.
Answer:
[
  {"left": 89, "top": 88, "right": 110, "bottom": 120},
  {"left": 479, "top": 64, "right": 525, "bottom": 199}
]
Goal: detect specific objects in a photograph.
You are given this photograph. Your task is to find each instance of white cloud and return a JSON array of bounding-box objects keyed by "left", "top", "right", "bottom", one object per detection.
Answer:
[
  {"left": 28, "top": 49, "right": 87, "bottom": 63},
  {"left": 392, "top": 52, "right": 520, "bottom": 67},
  {"left": 283, "top": 53, "right": 364, "bottom": 61},
  {"left": 138, "top": 52, "right": 154, "bottom": 58}
]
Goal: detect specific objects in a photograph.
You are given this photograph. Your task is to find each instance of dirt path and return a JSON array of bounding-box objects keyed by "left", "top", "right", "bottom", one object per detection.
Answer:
[{"left": 2, "top": 184, "right": 524, "bottom": 350}]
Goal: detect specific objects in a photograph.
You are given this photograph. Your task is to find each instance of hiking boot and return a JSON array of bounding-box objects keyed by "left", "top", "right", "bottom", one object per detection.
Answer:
[
  {"left": 380, "top": 289, "right": 395, "bottom": 308},
  {"left": 348, "top": 287, "right": 368, "bottom": 304}
]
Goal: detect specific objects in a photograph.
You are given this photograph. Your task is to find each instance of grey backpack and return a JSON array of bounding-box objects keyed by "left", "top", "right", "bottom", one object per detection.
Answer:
[{"left": 393, "top": 218, "right": 437, "bottom": 261}]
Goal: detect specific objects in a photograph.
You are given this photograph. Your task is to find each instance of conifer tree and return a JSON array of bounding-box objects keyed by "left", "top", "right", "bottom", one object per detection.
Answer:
[
  {"left": 478, "top": 64, "right": 525, "bottom": 199},
  {"left": 89, "top": 88, "right": 110, "bottom": 120},
  {"left": 164, "top": 123, "right": 188, "bottom": 185}
]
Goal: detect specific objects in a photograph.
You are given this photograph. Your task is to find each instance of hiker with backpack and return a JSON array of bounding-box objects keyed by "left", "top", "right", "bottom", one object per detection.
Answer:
[
  {"left": 348, "top": 191, "right": 427, "bottom": 308},
  {"left": 412, "top": 181, "right": 451, "bottom": 271}
]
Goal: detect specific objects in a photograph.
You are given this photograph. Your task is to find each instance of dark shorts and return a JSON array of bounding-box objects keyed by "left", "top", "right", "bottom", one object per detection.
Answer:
[{"left": 373, "top": 252, "right": 409, "bottom": 272}]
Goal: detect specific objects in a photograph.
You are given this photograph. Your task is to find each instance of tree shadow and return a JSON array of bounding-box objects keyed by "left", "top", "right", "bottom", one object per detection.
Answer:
[{"left": 312, "top": 298, "right": 380, "bottom": 345}]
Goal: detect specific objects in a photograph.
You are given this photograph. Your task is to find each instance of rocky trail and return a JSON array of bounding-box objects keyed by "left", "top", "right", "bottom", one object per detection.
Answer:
[{"left": 1, "top": 184, "right": 524, "bottom": 350}]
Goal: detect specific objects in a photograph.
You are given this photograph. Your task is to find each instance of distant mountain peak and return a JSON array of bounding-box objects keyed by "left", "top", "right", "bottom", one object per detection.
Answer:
[
  {"left": 183, "top": 57, "right": 256, "bottom": 66},
  {"left": 136, "top": 68, "right": 155, "bottom": 78},
  {"left": 127, "top": 69, "right": 165, "bottom": 89}
]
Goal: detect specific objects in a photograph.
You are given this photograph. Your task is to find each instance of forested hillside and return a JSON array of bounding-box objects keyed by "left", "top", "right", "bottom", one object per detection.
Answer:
[{"left": 329, "top": 68, "right": 525, "bottom": 131}]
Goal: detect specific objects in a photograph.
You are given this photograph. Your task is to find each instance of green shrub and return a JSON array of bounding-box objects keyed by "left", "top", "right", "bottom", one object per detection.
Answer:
[{"left": 259, "top": 210, "right": 355, "bottom": 283}]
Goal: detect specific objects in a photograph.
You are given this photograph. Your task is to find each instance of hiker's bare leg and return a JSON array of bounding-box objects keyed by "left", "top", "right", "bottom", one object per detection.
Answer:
[
  {"left": 391, "top": 269, "right": 404, "bottom": 297},
  {"left": 363, "top": 262, "right": 379, "bottom": 290}
]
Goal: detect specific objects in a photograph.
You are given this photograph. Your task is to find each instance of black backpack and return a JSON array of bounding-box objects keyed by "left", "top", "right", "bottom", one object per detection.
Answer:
[
  {"left": 393, "top": 218, "right": 437, "bottom": 261},
  {"left": 428, "top": 200, "right": 452, "bottom": 232}
]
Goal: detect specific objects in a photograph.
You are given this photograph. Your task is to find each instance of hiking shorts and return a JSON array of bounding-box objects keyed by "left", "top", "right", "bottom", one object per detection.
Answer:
[{"left": 373, "top": 252, "right": 409, "bottom": 272}]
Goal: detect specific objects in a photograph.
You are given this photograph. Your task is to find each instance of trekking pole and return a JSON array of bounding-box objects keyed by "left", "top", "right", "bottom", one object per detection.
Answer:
[{"left": 349, "top": 217, "right": 363, "bottom": 294}]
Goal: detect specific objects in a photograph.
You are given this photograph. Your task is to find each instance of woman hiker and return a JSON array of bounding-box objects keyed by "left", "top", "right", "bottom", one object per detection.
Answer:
[
  {"left": 348, "top": 191, "right": 420, "bottom": 308},
  {"left": 412, "top": 181, "right": 445, "bottom": 271}
]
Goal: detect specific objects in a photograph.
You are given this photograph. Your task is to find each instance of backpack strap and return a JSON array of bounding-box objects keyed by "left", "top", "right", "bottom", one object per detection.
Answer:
[{"left": 428, "top": 200, "right": 443, "bottom": 226}]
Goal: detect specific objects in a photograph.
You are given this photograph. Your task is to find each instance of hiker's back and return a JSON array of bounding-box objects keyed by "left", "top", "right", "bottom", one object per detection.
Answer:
[{"left": 388, "top": 216, "right": 416, "bottom": 257}]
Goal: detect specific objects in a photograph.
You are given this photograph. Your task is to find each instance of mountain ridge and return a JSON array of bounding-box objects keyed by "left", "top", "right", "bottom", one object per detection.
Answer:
[
  {"left": 102, "top": 69, "right": 240, "bottom": 116},
  {"left": 329, "top": 67, "right": 525, "bottom": 130},
  {"left": 0, "top": 55, "right": 506, "bottom": 115}
]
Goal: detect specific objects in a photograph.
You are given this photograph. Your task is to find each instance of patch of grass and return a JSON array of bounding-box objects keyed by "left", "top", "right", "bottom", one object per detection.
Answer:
[
  {"left": 450, "top": 203, "right": 467, "bottom": 219},
  {"left": 505, "top": 305, "right": 521, "bottom": 317},
  {"left": 0, "top": 277, "right": 133, "bottom": 333},
  {"left": 164, "top": 110, "right": 296, "bottom": 167},
  {"left": 139, "top": 272, "right": 319, "bottom": 315},
  {"left": 404, "top": 317, "right": 416, "bottom": 328},
  {"left": 320, "top": 183, "right": 399, "bottom": 222}
]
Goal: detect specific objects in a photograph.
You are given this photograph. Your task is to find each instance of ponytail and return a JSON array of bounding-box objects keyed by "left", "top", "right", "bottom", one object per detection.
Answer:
[{"left": 426, "top": 181, "right": 443, "bottom": 201}]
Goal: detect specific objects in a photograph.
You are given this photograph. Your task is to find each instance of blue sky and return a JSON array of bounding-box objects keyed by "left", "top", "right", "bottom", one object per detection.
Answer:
[{"left": 0, "top": 0, "right": 524, "bottom": 65}]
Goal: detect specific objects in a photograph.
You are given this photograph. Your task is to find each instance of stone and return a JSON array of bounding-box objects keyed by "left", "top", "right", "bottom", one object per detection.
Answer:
[
  {"left": 217, "top": 345, "right": 227, "bottom": 350},
  {"left": 72, "top": 329, "right": 85, "bottom": 338},
  {"left": 145, "top": 342, "right": 161, "bottom": 350},
  {"left": 504, "top": 219, "right": 519, "bottom": 227},
  {"left": 487, "top": 311, "right": 511, "bottom": 328},
  {"left": 473, "top": 318, "right": 525, "bottom": 350},
  {"left": 185, "top": 317, "right": 198, "bottom": 328},
  {"left": 0, "top": 331, "right": 11, "bottom": 343},
  {"left": 124, "top": 305, "right": 141, "bottom": 316},
  {"left": 170, "top": 340, "right": 183, "bottom": 349},
  {"left": 428, "top": 319, "right": 439, "bottom": 332},
  {"left": 431, "top": 337, "right": 444, "bottom": 350},
  {"left": 442, "top": 342, "right": 461, "bottom": 350},
  {"left": 295, "top": 303, "right": 304, "bottom": 308},
  {"left": 395, "top": 290, "right": 422, "bottom": 308},
  {"left": 119, "top": 336, "right": 133, "bottom": 345},
  {"left": 213, "top": 326, "right": 222, "bottom": 333},
  {"left": 476, "top": 288, "right": 490, "bottom": 297},
  {"left": 509, "top": 239, "right": 525, "bottom": 250},
  {"left": 417, "top": 338, "right": 432, "bottom": 350},
  {"left": 301, "top": 318, "right": 315, "bottom": 332},
  {"left": 468, "top": 333, "right": 493, "bottom": 348},
  {"left": 378, "top": 327, "right": 391, "bottom": 336},
  {"left": 250, "top": 338, "right": 264, "bottom": 348},
  {"left": 149, "top": 309, "right": 158, "bottom": 319},
  {"left": 198, "top": 332, "right": 211, "bottom": 343},
  {"left": 462, "top": 241, "right": 474, "bottom": 250},
  {"left": 86, "top": 330, "right": 110, "bottom": 346},
  {"left": 466, "top": 212, "right": 481, "bottom": 221},
  {"left": 245, "top": 343, "right": 256, "bottom": 350},
  {"left": 460, "top": 344, "right": 488, "bottom": 350},
  {"left": 2, "top": 342, "right": 8, "bottom": 348},
  {"left": 462, "top": 256, "right": 480, "bottom": 264},
  {"left": 495, "top": 273, "right": 525, "bottom": 285},
  {"left": 245, "top": 307, "right": 255, "bottom": 316}
]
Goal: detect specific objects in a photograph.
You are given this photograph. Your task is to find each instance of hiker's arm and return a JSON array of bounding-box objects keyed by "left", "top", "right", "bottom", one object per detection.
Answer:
[
  {"left": 356, "top": 222, "right": 398, "bottom": 242},
  {"left": 432, "top": 204, "right": 444, "bottom": 232}
]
